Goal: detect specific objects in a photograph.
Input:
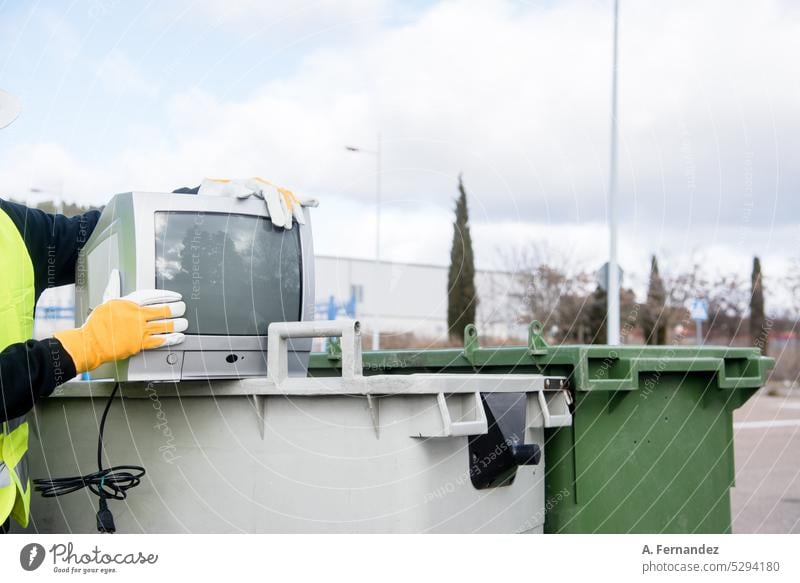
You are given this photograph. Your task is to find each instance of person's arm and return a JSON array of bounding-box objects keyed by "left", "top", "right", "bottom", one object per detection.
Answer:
[
  {"left": 0, "top": 200, "right": 187, "bottom": 421},
  {"left": 1, "top": 290, "right": 188, "bottom": 422},
  {"left": 0, "top": 199, "right": 100, "bottom": 298},
  {"left": 0, "top": 338, "right": 75, "bottom": 422}
]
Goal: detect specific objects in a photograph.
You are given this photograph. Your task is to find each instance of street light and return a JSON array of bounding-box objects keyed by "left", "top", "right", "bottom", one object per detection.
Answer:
[
  {"left": 607, "top": 0, "right": 621, "bottom": 345},
  {"left": 345, "top": 133, "right": 382, "bottom": 350}
]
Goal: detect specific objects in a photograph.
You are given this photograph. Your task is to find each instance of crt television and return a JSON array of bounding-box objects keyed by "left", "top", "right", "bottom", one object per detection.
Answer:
[{"left": 75, "top": 191, "right": 315, "bottom": 382}]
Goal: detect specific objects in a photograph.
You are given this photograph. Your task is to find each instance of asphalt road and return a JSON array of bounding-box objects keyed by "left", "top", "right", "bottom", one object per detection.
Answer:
[{"left": 732, "top": 387, "right": 800, "bottom": 533}]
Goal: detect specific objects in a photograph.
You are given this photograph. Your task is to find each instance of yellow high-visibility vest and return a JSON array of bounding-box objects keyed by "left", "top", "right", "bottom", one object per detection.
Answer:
[{"left": 0, "top": 207, "right": 35, "bottom": 528}]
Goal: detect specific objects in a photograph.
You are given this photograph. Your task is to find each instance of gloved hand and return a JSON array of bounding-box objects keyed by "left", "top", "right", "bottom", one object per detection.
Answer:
[
  {"left": 198, "top": 177, "right": 318, "bottom": 230},
  {"left": 54, "top": 288, "right": 188, "bottom": 374}
]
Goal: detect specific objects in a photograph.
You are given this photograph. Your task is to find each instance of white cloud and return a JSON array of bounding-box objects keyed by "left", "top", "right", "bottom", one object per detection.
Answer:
[
  {"left": 189, "top": 0, "right": 391, "bottom": 43},
  {"left": 1, "top": 0, "right": 798, "bottom": 292},
  {"left": 0, "top": 142, "right": 115, "bottom": 205},
  {"left": 116, "top": 0, "right": 800, "bottom": 222}
]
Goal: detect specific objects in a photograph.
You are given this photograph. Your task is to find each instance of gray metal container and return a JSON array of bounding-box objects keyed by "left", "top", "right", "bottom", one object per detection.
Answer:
[{"left": 24, "top": 322, "right": 571, "bottom": 533}]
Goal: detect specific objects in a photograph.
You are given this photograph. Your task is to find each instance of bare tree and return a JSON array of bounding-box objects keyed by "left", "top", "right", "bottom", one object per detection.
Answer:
[
  {"left": 790, "top": 259, "right": 800, "bottom": 313},
  {"left": 705, "top": 273, "right": 749, "bottom": 343},
  {"left": 497, "top": 242, "right": 595, "bottom": 342}
]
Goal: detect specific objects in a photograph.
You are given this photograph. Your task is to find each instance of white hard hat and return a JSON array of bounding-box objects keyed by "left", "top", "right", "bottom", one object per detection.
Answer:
[{"left": 0, "top": 89, "right": 22, "bottom": 129}]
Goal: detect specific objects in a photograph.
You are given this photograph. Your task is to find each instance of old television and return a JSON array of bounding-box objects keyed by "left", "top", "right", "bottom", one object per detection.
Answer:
[{"left": 75, "top": 191, "right": 315, "bottom": 381}]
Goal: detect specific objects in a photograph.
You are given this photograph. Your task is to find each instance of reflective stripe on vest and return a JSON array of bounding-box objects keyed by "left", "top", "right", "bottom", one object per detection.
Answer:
[{"left": 0, "top": 207, "right": 35, "bottom": 528}]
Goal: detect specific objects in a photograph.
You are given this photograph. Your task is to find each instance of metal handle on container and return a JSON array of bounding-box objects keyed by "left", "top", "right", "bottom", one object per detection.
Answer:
[
  {"left": 268, "top": 320, "right": 362, "bottom": 384},
  {"left": 536, "top": 390, "right": 572, "bottom": 428},
  {"left": 438, "top": 392, "right": 488, "bottom": 436},
  {"left": 412, "top": 392, "right": 488, "bottom": 438}
]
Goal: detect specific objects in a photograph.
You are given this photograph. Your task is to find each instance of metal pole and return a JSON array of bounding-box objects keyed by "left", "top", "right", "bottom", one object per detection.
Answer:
[
  {"left": 696, "top": 320, "right": 702, "bottom": 345},
  {"left": 607, "top": 0, "right": 621, "bottom": 345},
  {"left": 372, "top": 132, "right": 382, "bottom": 351}
]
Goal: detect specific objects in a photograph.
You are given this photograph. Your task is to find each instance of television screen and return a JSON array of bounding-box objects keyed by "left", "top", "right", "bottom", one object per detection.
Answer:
[{"left": 155, "top": 211, "right": 302, "bottom": 336}]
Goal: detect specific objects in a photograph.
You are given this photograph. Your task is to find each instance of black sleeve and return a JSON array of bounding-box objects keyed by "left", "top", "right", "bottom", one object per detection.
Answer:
[
  {"left": 0, "top": 338, "right": 76, "bottom": 422},
  {"left": 0, "top": 199, "right": 100, "bottom": 300}
]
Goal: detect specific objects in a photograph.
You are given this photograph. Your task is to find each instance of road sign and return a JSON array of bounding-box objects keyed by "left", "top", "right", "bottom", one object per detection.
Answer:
[
  {"left": 596, "top": 262, "right": 624, "bottom": 292},
  {"left": 690, "top": 299, "right": 709, "bottom": 322}
]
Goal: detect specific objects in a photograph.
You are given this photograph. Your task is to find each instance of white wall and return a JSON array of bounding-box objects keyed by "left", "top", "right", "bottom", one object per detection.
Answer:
[{"left": 315, "top": 255, "right": 526, "bottom": 341}]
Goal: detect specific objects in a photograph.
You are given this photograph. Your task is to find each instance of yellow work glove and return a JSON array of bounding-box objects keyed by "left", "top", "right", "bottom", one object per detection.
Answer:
[
  {"left": 54, "top": 289, "right": 188, "bottom": 374},
  {"left": 249, "top": 177, "right": 311, "bottom": 230},
  {"left": 197, "top": 177, "right": 319, "bottom": 230}
]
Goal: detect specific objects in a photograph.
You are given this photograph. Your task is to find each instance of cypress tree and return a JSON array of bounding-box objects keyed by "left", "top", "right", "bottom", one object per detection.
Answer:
[
  {"left": 750, "top": 256, "right": 768, "bottom": 354},
  {"left": 447, "top": 174, "right": 477, "bottom": 340},
  {"left": 641, "top": 255, "right": 667, "bottom": 345}
]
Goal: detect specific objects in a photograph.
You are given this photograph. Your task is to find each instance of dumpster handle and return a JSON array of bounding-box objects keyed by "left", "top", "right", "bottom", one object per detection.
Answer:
[
  {"left": 536, "top": 391, "right": 572, "bottom": 428},
  {"left": 412, "top": 392, "right": 488, "bottom": 438},
  {"left": 268, "top": 320, "right": 362, "bottom": 384},
  {"left": 438, "top": 392, "right": 488, "bottom": 437}
]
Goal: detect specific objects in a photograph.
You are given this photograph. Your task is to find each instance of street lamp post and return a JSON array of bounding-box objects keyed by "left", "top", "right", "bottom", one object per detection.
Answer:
[
  {"left": 345, "top": 133, "right": 382, "bottom": 350},
  {"left": 607, "top": 0, "right": 621, "bottom": 345}
]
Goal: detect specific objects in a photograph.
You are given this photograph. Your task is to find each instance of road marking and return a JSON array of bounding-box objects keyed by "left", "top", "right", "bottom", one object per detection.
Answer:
[{"left": 734, "top": 419, "right": 800, "bottom": 430}]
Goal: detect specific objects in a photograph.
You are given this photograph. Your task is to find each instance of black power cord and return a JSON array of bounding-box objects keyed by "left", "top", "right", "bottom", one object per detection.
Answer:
[{"left": 33, "top": 383, "right": 145, "bottom": 533}]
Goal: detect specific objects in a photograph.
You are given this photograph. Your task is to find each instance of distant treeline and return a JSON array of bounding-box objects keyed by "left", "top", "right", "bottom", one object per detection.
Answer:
[{"left": 10, "top": 198, "right": 99, "bottom": 217}]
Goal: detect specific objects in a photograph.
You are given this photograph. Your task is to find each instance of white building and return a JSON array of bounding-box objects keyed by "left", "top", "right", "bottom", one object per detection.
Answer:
[{"left": 315, "top": 255, "right": 525, "bottom": 343}]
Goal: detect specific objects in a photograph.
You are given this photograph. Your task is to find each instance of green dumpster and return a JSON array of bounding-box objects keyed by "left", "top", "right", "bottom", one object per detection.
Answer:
[{"left": 308, "top": 323, "right": 774, "bottom": 534}]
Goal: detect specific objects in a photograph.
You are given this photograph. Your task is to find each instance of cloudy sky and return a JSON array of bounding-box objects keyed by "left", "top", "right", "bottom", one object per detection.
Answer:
[{"left": 0, "top": 0, "right": 797, "bottom": 297}]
